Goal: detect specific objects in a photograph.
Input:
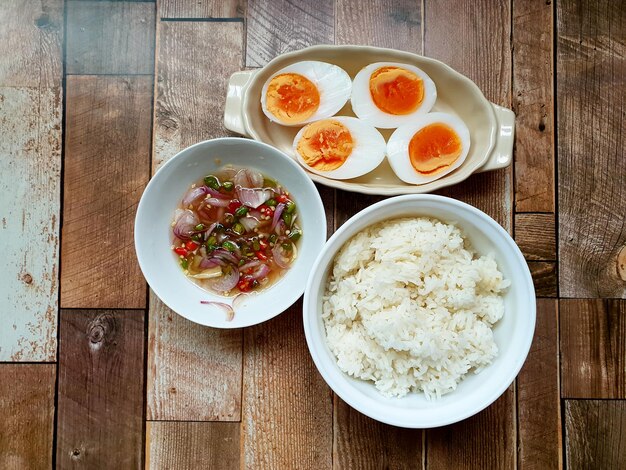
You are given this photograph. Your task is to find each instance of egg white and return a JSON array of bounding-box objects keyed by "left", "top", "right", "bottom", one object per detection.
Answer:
[
  {"left": 351, "top": 62, "right": 437, "bottom": 129},
  {"left": 387, "top": 112, "right": 471, "bottom": 184},
  {"left": 260, "top": 61, "right": 352, "bottom": 126},
  {"left": 293, "top": 116, "right": 387, "bottom": 180}
]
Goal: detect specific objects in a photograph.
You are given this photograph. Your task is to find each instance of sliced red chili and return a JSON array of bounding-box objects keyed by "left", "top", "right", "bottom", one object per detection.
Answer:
[
  {"left": 228, "top": 200, "right": 242, "bottom": 212},
  {"left": 174, "top": 246, "right": 188, "bottom": 256},
  {"left": 259, "top": 240, "right": 268, "bottom": 250},
  {"left": 256, "top": 251, "right": 268, "bottom": 261},
  {"left": 185, "top": 240, "right": 199, "bottom": 251},
  {"left": 277, "top": 194, "right": 288, "bottom": 203}
]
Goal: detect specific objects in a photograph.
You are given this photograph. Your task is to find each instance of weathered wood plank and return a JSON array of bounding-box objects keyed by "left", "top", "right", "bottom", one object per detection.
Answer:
[
  {"left": 154, "top": 21, "right": 243, "bottom": 169},
  {"left": 148, "top": 21, "right": 244, "bottom": 422},
  {"left": 56, "top": 309, "right": 145, "bottom": 468},
  {"left": 515, "top": 213, "right": 557, "bottom": 261},
  {"left": 66, "top": 0, "right": 155, "bottom": 75},
  {"left": 529, "top": 261, "right": 558, "bottom": 297},
  {"left": 426, "top": 388, "right": 516, "bottom": 470},
  {"left": 60, "top": 75, "right": 151, "bottom": 309},
  {"left": 561, "top": 299, "right": 625, "bottom": 398},
  {"left": 158, "top": 0, "right": 244, "bottom": 19},
  {"left": 565, "top": 400, "right": 626, "bottom": 468},
  {"left": 512, "top": 0, "right": 554, "bottom": 212},
  {"left": 242, "top": 304, "right": 333, "bottom": 469},
  {"left": 426, "top": 0, "right": 513, "bottom": 232},
  {"left": 146, "top": 422, "right": 239, "bottom": 470},
  {"left": 0, "top": 0, "right": 62, "bottom": 88},
  {"left": 245, "top": 0, "right": 334, "bottom": 67},
  {"left": 147, "top": 291, "right": 242, "bottom": 420},
  {"left": 334, "top": 399, "right": 422, "bottom": 469},
  {"left": 517, "top": 299, "right": 561, "bottom": 470},
  {"left": 0, "top": 364, "right": 55, "bottom": 470},
  {"left": 557, "top": 0, "right": 626, "bottom": 298},
  {"left": 336, "top": 0, "right": 421, "bottom": 52},
  {"left": 0, "top": 0, "right": 62, "bottom": 361}
]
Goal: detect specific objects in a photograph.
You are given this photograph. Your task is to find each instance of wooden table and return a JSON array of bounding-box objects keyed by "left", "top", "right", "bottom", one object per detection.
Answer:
[{"left": 1, "top": 0, "right": 624, "bottom": 468}]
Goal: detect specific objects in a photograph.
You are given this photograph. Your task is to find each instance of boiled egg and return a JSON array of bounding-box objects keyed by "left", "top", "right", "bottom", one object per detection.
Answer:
[
  {"left": 351, "top": 62, "right": 437, "bottom": 129},
  {"left": 292, "top": 116, "right": 386, "bottom": 180},
  {"left": 261, "top": 61, "right": 352, "bottom": 126},
  {"left": 387, "top": 112, "right": 470, "bottom": 184}
]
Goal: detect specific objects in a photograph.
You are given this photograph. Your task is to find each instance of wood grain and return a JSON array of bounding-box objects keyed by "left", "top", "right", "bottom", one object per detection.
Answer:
[
  {"left": 529, "top": 261, "right": 558, "bottom": 298},
  {"left": 426, "top": 388, "right": 516, "bottom": 470},
  {"left": 158, "top": 0, "right": 244, "bottom": 19},
  {"left": 426, "top": 0, "right": 513, "bottom": 232},
  {"left": 517, "top": 299, "right": 561, "bottom": 470},
  {"left": 336, "top": 0, "right": 421, "bottom": 53},
  {"left": 565, "top": 400, "right": 626, "bottom": 469},
  {"left": 0, "top": 0, "right": 62, "bottom": 361},
  {"left": 0, "top": 364, "right": 55, "bottom": 470},
  {"left": 56, "top": 309, "right": 145, "bottom": 468},
  {"left": 515, "top": 213, "right": 557, "bottom": 261},
  {"left": 61, "top": 76, "right": 151, "bottom": 308},
  {"left": 242, "top": 304, "right": 333, "bottom": 469},
  {"left": 557, "top": 0, "right": 626, "bottom": 298},
  {"left": 146, "top": 422, "right": 239, "bottom": 470},
  {"left": 154, "top": 20, "right": 243, "bottom": 169},
  {"left": 561, "top": 299, "right": 625, "bottom": 398},
  {"left": 334, "top": 399, "right": 422, "bottom": 469},
  {"left": 512, "top": 0, "right": 555, "bottom": 212},
  {"left": 147, "top": 291, "right": 242, "bottom": 421},
  {"left": 66, "top": 0, "right": 155, "bottom": 75},
  {"left": 245, "top": 0, "right": 334, "bottom": 67},
  {"left": 148, "top": 20, "right": 244, "bottom": 422},
  {"left": 0, "top": 0, "right": 62, "bottom": 88}
]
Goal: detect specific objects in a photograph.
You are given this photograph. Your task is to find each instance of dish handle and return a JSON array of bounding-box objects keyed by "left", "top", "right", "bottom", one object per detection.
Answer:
[
  {"left": 477, "top": 103, "right": 515, "bottom": 173},
  {"left": 224, "top": 69, "right": 258, "bottom": 137}
]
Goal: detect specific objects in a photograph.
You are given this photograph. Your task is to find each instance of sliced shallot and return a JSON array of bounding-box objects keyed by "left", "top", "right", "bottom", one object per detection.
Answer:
[
  {"left": 200, "top": 301, "right": 235, "bottom": 321},
  {"left": 206, "top": 265, "right": 239, "bottom": 292},
  {"left": 271, "top": 203, "right": 285, "bottom": 230},
  {"left": 233, "top": 168, "right": 264, "bottom": 188},
  {"left": 236, "top": 186, "right": 273, "bottom": 209}
]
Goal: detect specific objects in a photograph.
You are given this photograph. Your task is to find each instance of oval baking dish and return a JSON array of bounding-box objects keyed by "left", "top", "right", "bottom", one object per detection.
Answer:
[{"left": 224, "top": 45, "right": 514, "bottom": 196}]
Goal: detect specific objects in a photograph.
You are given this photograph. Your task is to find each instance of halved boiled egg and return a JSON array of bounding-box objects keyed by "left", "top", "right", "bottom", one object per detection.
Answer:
[
  {"left": 292, "top": 116, "right": 386, "bottom": 180},
  {"left": 387, "top": 113, "right": 470, "bottom": 184},
  {"left": 351, "top": 62, "right": 437, "bottom": 129},
  {"left": 261, "top": 61, "right": 352, "bottom": 126}
]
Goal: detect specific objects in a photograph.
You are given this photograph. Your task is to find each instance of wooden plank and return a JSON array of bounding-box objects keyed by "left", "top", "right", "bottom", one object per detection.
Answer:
[
  {"left": 517, "top": 299, "right": 561, "bottom": 470},
  {"left": 0, "top": 364, "right": 55, "bottom": 470},
  {"left": 245, "top": 0, "right": 334, "bottom": 67},
  {"left": 158, "top": 0, "right": 244, "bottom": 19},
  {"left": 154, "top": 21, "right": 243, "bottom": 169},
  {"left": 557, "top": 0, "right": 626, "bottom": 298},
  {"left": 426, "top": 388, "right": 516, "bottom": 470},
  {"left": 561, "top": 299, "right": 625, "bottom": 398},
  {"left": 334, "top": 398, "right": 422, "bottom": 469},
  {"left": 336, "top": 0, "right": 421, "bottom": 53},
  {"left": 0, "top": 0, "right": 62, "bottom": 361},
  {"left": 148, "top": 21, "right": 244, "bottom": 422},
  {"left": 56, "top": 309, "right": 145, "bottom": 468},
  {"left": 60, "top": 75, "right": 151, "bottom": 309},
  {"left": 426, "top": 1, "right": 513, "bottom": 231},
  {"left": 565, "top": 400, "right": 626, "bottom": 469},
  {"left": 146, "top": 422, "right": 239, "bottom": 470},
  {"left": 242, "top": 304, "right": 333, "bottom": 469},
  {"left": 512, "top": 0, "right": 555, "bottom": 212},
  {"left": 0, "top": 0, "right": 62, "bottom": 88},
  {"left": 529, "top": 261, "right": 558, "bottom": 298},
  {"left": 424, "top": 2, "right": 515, "bottom": 467},
  {"left": 515, "top": 213, "right": 557, "bottom": 261},
  {"left": 66, "top": 0, "right": 155, "bottom": 75},
  {"left": 147, "top": 291, "right": 242, "bottom": 420}
]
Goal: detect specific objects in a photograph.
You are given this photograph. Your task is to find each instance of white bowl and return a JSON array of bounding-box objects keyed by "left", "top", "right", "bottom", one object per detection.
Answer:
[
  {"left": 135, "top": 138, "right": 327, "bottom": 328},
  {"left": 303, "top": 195, "right": 535, "bottom": 428}
]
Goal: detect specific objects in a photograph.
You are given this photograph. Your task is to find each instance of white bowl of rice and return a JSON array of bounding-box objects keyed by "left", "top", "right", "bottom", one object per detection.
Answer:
[{"left": 303, "top": 194, "right": 535, "bottom": 428}]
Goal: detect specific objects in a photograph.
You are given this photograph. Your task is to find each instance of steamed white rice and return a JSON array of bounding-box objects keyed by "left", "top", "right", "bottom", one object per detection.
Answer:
[{"left": 322, "top": 217, "right": 510, "bottom": 399}]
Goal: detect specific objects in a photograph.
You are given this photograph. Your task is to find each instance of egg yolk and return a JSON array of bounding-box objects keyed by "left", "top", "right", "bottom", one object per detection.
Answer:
[
  {"left": 265, "top": 73, "right": 320, "bottom": 123},
  {"left": 369, "top": 66, "right": 424, "bottom": 115},
  {"left": 296, "top": 120, "right": 354, "bottom": 171},
  {"left": 408, "top": 123, "right": 462, "bottom": 174}
]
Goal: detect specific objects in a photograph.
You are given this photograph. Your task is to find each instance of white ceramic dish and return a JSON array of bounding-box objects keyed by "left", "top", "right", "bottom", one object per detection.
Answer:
[
  {"left": 303, "top": 195, "right": 535, "bottom": 428},
  {"left": 135, "top": 138, "right": 327, "bottom": 328},
  {"left": 224, "top": 45, "right": 515, "bottom": 196}
]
